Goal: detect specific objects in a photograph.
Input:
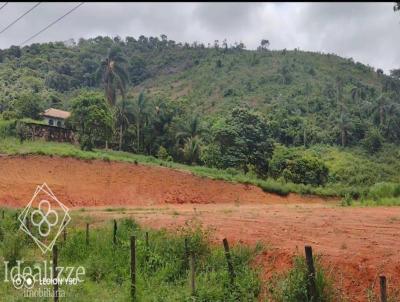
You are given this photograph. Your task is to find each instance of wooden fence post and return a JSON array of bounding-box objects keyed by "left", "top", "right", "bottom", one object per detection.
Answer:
[
  {"left": 63, "top": 221, "right": 67, "bottom": 243},
  {"left": 222, "top": 238, "right": 235, "bottom": 285},
  {"left": 190, "top": 252, "right": 195, "bottom": 296},
  {"left": 86, "top": 223, "right": 89, "bottom": 245},
  {"left": 113, "top": 220, "right": 117, "bottom": 245},
  {"left": 53, "top": 245, "right": 59, "bottom": 302},
  {"left": 145, "top": 232, "right": 149, "bottom": 262},
  {"left": 184, "top": 238, "right": 189, "bottom": 269},
  {"left": 305, "top": 245, "right": 318, "bottom": 301},
  {"left": 380, "top": 275, "right": 387, "bottom": 302},
  {"left": 131, "top": 236, "right": 136, "bottom": 301}
]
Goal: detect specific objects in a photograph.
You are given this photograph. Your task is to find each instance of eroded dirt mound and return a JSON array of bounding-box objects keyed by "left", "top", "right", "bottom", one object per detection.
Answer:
[{"left": 0, "top": 155, "right": 326, "bottom": 207}]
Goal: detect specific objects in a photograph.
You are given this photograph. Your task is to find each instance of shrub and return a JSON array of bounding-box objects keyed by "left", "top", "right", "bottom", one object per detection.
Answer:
[
  {"left": 200, "top": 143, "right": 222, "bottom": 168},
  {"left": 1, "top": 111, "right": 18, "bottom": 120},
  {"left": 1, "top": 232, "right": 25, "bottom": 266},
  {"left": 0, "top": 119, "right": 16, "bottom": 138},
  {"left": 270, "top": 146, "right": 329, "bottom": 186},
  {"left": 269, "top": 255, "right": 335, "bottom": 302},
  {"left": 362, "top": 127, "right": 384, "bottom": 154},
  {"left": 368, "top": 182, "right": 400, "bottom": 200},
  {"left": 156, "top": 146, "right": 172, "bottom": 161},
  {"left": 258, "top": 180, "right": 290, "bottom": 196},
  {"left": 341, "top": 194, "right": 353, "bottom": 206}
]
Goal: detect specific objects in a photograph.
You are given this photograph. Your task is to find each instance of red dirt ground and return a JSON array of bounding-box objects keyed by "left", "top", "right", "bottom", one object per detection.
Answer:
[{"left": 1, "top": 155, "right": 400, "bottom": 301}]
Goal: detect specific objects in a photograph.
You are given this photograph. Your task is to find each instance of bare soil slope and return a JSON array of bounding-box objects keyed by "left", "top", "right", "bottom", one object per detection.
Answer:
[{"left": 0, "top": 155, "right": 323, "bottom": 207}]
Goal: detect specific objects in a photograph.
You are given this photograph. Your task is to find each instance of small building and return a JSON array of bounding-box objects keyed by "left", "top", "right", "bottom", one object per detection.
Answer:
[{"left": 41, "top": 108, "right": 71, "bottom": 128}]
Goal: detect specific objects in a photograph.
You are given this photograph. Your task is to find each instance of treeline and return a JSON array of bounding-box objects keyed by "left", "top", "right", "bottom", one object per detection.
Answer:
[
  {"left": 66, "top": 90, "right": 329, "bottom": 187},
  {"left": 1, "top": 35, "right": 400, "bottom": 188},
  {"left": 1, "top": 35, "right": 399, "bottom": 151}
]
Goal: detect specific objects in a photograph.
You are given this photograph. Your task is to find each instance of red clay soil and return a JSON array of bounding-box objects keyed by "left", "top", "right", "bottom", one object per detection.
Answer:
[
  {"left": 1, "top": 155, "right": 400, "bottom": 301},
  {"left": 0, "top": 155, "right": 324, "bottom": 207}
]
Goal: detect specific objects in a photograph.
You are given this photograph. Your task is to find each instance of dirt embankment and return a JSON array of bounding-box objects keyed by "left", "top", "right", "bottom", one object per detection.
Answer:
[
  {"left": 0, "top": 155, "right": 326, "bottom": 208},
  {"left": 2, "top": 155, "right": 399, "bottom": 301}
]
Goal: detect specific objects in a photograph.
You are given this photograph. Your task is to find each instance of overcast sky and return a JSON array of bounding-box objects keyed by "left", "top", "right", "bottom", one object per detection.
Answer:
[{"left": 0, "top": 2, "right": 398, "bottom": 73}]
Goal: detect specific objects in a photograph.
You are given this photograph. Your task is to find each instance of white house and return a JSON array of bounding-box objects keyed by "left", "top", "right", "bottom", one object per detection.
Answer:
[{"left": 41, "top": 108, "right": 71, "bottom": 128}]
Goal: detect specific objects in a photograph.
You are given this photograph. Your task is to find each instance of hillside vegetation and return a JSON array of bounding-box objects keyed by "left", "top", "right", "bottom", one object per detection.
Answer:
[{"left": 0, "top": 35, "right": 400, "bottom": 199}]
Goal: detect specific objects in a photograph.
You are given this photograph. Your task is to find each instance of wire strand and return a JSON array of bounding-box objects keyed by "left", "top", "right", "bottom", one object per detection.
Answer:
[
  {"left": 19, "top": 2, "right": 84, "bottom": 46},
  {"left": 0, "top": 2, "right": 8, "bottom": 12},
  {"left": 0, "top": 2, "right": 41, "bottom": 35}
]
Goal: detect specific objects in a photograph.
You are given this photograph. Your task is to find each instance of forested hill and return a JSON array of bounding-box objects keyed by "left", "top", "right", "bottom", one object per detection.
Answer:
[{"left": 1, "top": 35, "right": 400, "bottom": 149}]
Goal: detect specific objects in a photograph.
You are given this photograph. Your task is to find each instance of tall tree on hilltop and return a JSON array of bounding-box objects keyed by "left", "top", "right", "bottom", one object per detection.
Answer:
[{"left": 258, "top": 39, "right": 270, "bottom": 51}]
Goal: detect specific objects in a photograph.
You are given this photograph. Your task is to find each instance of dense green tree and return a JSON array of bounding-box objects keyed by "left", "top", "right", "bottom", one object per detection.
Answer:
[
  {"left": 70, "top": 92, "right": 113, "bottom": 150},
  {"left": 211, "top": 107, "right": 274, "bottom": 176},
  {"left": 362, "top": 127, "right": 384, "bottom": 154},
  {"left": 258, "top": 39, "right": 270, "bottom": 51},
  {"left": 7, "top": 46, "right": 21, "bottom": 59},
  {"left": 13, "top": 93, "right": 43, "bottom": 119},
  {"left": 128, "top": 56, "right": 149, "bottom": 85},
  {"left": 269, "top": 146, "right": 329, "bottom": 185}
]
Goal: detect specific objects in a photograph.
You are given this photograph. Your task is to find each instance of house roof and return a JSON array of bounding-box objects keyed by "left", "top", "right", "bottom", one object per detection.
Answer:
[{"left": 42, "top": 108, "right": 71, "bottom": 119}]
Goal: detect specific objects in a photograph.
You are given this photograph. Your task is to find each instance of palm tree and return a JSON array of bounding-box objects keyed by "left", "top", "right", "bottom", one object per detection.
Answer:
[
  {"left": 337, "top": 111, "right": 352, "bottom": 147},
  {"left": 97, "top": 46, "right": 129, "bottom": 150},
  {"left": 182, "top": 136, "right": 202, "bottom": 165},
  {"left": 175, "top": 114, "right": 206, "bottom": 144},
  {"left": 382, "top": 102, "right": 400, "bottom": 142},
  {"left": 97, "top": 46, "right": 129, "bottom": 106},
  {"left": 350, "top": 85, "right": 365, "bottom": 103},
  {"left": 115, "top": 98, "right": 135, "bottom": 151},
  {"left": 133, "top": 92, "right": 148, "bottom": 153},
  {"left": 376, "top": 93, "right": 387, "bottom": 126}
]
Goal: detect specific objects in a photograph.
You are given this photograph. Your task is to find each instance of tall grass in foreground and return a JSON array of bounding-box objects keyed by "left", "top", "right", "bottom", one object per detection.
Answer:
[
  {"left": 0, "top": 208, "right": 352, "bottom": 301},
  {"left": 0, "top": 213, "right": 262, "bottom": 301},
  {"left": 268, "top": 255, "right": 337, "bottom": 302}
]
